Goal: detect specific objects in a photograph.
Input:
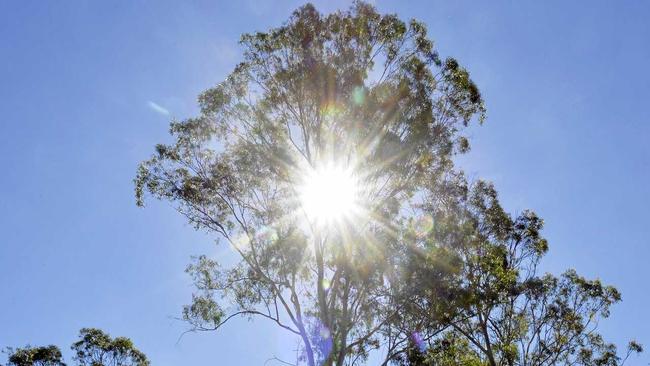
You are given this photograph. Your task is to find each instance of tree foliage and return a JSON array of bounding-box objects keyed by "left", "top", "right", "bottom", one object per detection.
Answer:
[
  {"left": 71, "top": 328, "right": 149, "bottom": 366},
  {"left": 5, "top": 329, "right": 148, "bottom": 366},
  {"left": 5, "top": 346, "right": 65, "bottom": 366},
  {"left": 135, "top": 2, "right": 639, "bottom": 366},
  {"left": 392, "top": 180, "right": 642, "bottom": 366}
]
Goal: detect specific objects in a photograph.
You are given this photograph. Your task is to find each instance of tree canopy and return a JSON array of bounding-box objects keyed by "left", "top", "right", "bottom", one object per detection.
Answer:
[
  {"left": 4, "top": 328, "right": 149, "bottom": 366},
  {"left": 135, "top": 2, "right": 640, "bottom": 366},
  {"left": 5, "top": 346, "right": 65, "bottom": 366}
]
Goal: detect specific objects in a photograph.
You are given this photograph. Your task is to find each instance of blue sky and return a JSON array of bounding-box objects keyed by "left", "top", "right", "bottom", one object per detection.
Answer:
[{"left": 1, "top": 1, "right": 649, "bottom": 364}]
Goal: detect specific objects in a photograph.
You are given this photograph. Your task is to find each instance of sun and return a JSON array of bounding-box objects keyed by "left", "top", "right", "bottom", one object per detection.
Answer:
[{"left": 299, "top": 163, "right": 361, "bottom": 226}]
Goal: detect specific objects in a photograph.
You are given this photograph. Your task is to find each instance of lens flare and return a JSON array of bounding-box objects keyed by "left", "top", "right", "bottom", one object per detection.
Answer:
[{"left": 299, "top": 163, "right": 360, "bottom": 226}]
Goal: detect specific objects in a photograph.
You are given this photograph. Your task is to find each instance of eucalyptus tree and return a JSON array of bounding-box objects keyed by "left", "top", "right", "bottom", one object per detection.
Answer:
[
  {"left": 135, "top": 2, "right": 484, "bottom": 365},
  {"left": 394, "top": 179, "right": 642, "bottom": 366},
  {"left": 4, "top": 346, "right": 65, "bottom": 366},
  {"left": 71, "top": 328, "right": 149, "bottom": 366},
  {"left": 4, "top": 328, "right": 148, "bottom": 366},
  {"left": 135, "top": 2, "right": 638, "bottom": 366}
]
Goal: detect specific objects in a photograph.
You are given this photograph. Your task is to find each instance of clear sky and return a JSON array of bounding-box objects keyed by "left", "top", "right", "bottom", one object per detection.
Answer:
[{"left": 1, "top": 1, "right": 649, "bottom": 365}]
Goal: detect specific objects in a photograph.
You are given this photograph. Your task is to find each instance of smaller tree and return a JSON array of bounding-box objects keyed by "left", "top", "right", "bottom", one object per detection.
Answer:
[
  {"left": 395, "top": 178, "right": 643, "bottom": 366},
  {"left": 4, "top": 328, "right": 148, "bottom": 366},
  {"left": 71, "top": 328, "right": 149, "bottom": 366},
  {"left": 5, "top": 346, "right": 65, "bottom": 366}
]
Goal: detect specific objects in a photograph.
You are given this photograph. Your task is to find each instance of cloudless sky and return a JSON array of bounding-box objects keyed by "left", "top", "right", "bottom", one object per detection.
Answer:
[{"left": 1, "top": 1, "right": 649, "bottom": 364}]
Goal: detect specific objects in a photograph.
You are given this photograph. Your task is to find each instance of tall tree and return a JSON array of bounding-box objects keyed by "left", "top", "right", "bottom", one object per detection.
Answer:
[
  {"left": 136, "top": 1, "right": 483, "bottom": 365},
  {"left": 135, "top": 1, "right": 638, "bottom": 366},
  {"left": 136, "top": 2, "right": 483, "bottom": 365}
]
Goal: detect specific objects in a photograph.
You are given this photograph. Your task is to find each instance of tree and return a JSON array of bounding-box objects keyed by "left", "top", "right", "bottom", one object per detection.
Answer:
[
  {"left": 394, "top": 179, "right": 642, "bottom": 366},
  {"left": 71, "top": 328, "right": 149, "bottom": 366},
  {"left": 135, "top": 2, "right": 638, "bottom": 366},
  {"left": 5, "top": 346, "right": 65, "bottom": 366},
  {"left": 136, "top": 2, "right": 483, "bottom": 365},
  {"left": 4, "top": 329, "right": 148, "bottom": 366}
]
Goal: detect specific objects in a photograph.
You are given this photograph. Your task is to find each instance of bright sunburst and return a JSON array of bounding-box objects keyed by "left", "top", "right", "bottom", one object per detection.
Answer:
[{"left": 299, "top": 163, "right": 361, "bottom": 226}]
